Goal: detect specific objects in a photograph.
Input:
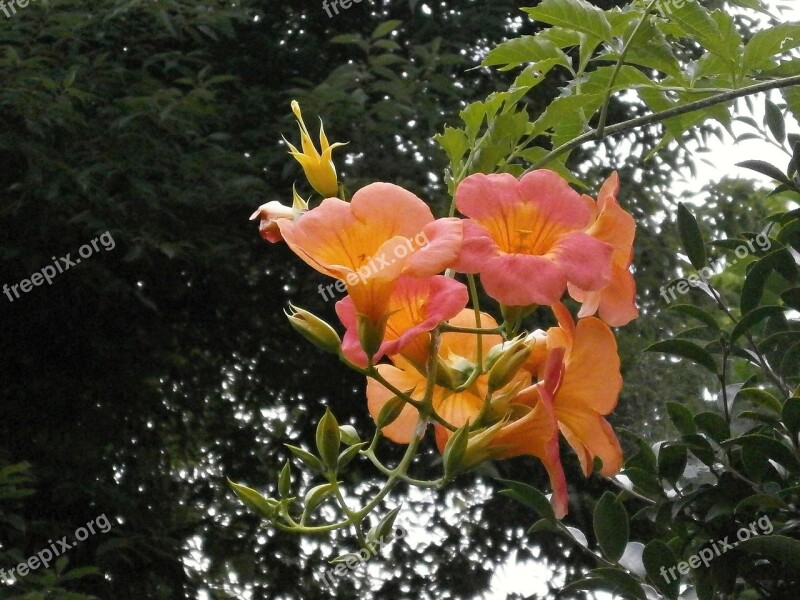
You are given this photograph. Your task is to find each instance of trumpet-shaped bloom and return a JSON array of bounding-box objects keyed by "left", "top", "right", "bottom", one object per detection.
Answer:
[
  {"left": 365, "top": 310, "right": 514, "bottom": 444},
  {"left": 454, "top": 170, "right": 614, "bottom": 307},
  {"left": 335, "top": 275, "right": 469, "bottom": 368},
  {"left": 542, "top": 303, "right": 624, "bottom": 477},
  {"left": 568, "top": 172, "right": 639, "bottom": 326},
  {"left": 432, "top": 344, "right": 569, "bottom": 518},
  {"left": 285, "top": 101, "right": 346, "bottom": 198},
  {"left": 366, "top": 309, "right": 567, "bottom": 516},
  {"left": 278, "top": 183, "right": 463, "bottom": 329}
]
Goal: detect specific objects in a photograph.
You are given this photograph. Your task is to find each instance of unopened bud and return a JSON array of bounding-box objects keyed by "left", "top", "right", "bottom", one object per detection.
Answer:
[
  {"left": 357, "top": 314, "right": 387, "bottom": 359},
  {"left": 304, "top": 482, "right": 336, "bottom": 513},
  {"left": 285, "top": 303, "right": 341, "bottom": 353},
  {"left": 487, "top": 340, "right": 531, "bottom": 393},
  {"left": 376, "top": 395, "right": 407, "bottom": 429},
  {"left": 228, "top": 480, "right": 277, "bottom": 520},
  {"left": 442, "top": 423, "right": 470, "bottom": 478},
  {"left": 316, "top": 408, "right": 341, "bottom": 471}
]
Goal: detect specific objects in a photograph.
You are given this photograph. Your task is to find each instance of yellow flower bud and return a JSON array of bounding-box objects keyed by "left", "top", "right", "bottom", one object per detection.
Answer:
[{"left": 284, "top": 101, "right": 347, "bottom": 198}]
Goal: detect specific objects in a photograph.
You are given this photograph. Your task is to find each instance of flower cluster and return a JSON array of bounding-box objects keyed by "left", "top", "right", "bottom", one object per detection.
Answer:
[{"left": 250, "top": 103, "right": 638, "bottom": 519}]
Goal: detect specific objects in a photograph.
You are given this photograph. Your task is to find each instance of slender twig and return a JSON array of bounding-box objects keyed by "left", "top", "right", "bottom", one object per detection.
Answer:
[
  {"left": 441, "top": 324, "right": 503, "bottom": 335},
  {"left": 527, "top": 74, "right": 800, "bottom": 171},
  {"left": 596, "top": 0, "right": 659, "bottom": 138},
  {"left": 468, "top": 275, "right": 484, "bottom": 372}
]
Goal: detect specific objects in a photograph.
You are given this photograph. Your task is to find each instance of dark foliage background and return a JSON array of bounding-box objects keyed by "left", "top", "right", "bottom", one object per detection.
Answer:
[{"left": 0, "top": 0, "right": 750, "bottom": 598}]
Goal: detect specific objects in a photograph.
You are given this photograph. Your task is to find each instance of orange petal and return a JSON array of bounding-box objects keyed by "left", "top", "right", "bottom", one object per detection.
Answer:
[
  {"left": 556, "top": 317, "right": 621, "bottom": 415},
  {"left": 557, "top": 410, "right": 623, "bottom": 476},
  {"left": 366, "top": 364, "right": 426, "bottom": 444}
]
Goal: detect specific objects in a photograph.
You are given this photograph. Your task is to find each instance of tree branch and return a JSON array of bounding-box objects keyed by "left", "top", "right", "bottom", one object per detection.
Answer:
[{"left": 529, "top": 74, "right": 800, "bottom": 171}]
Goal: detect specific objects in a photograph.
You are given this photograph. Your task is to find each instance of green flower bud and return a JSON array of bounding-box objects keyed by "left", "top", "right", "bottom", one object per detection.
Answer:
[
  {"left": 285, "top": 303, "right": 341, "bottom": 353},
  {"left": 315, "top": 408, "right": 341, "bottom": 471},
  {"left": 278, "top": 460, "right": 292, "bottom": 498},
  {"left": 442, "top": 423, "right": 470, "bottom": 479},
  {"left": 376, "top": 395, "right": 407, "bottom": 429},
  {"left": 339, "top": 425, "right": 361, "bottom": 446},
  {"left": 303, "top": 482, "right": 336, "bottom": 513},
  {"left": 357, "top": 314, "right": 388, "bottom": 359},
  {"left": 228, "top": 479, "right": 277, "bottom": 520},
  {"left": 487, "top": 339, "right": 531, "bottom": 393}
]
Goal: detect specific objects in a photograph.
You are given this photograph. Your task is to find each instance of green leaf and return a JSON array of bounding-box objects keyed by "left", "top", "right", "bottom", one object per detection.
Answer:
[
  {"left": 667, "top": 0, "right": 739, "bottom": 66},
  {"left": 563, "top": 568, "right": 646, "bottom": 599},
  {"left": 780, "top": 287, "right": 800, "bottom": 310},
  {"left": 783, "top": 85, "right": 800, "bottom": 125},
  {"left": 285, "top": 444, "right": 323, "bottom": 472},
  {"left": 734, "top": 494, "right": 788, "bottom": 517},
  {"left": 228, "top": 480, "right": 276, "bottom": 520},
  {"left": 370, "top": 506, "right": 402, "bottom": 544},
  {"left": 682, "top": 433, "right": 717, "bottom": 466},
  {"left": 594, "top": 492, "right": 629, "bottom": 562},
  {"left": 780, "top": 341, "right": 800, "bottom": 378},
  {"left": 278, "top": 460, "right": 291, "bottom": 498},
  {"left": 741, "top": 249, "right": 798, "bottom": 313},
  {"left": 371, "top": 20, "right": 403, "bottom": 40},
  {"left": 337, "top": 442, "right": 366, "bottom": 470},
  {"left": 524, "top": 0, "right": 613, "bottom": 42},
  {"left": 303, "top": 483, "right": 335, "bottom": 513},
  {"left": 61, "top": 566, "right": 101, "bottom": 581},
  {"left": 783, "top": 397, "right": 800, "bottom": 440},
  {"left": 434, "top": 127, "right": 468, "bottom": 166},
  {"left": 658, "top": 443, "right": 688, "bottom": 485},
  {"left": 677, "top": 203, "right": 707, "bottom": 270},
  {"left": 527, "top": 518, "right": 561, "bottom": 533},
  {"left": 738, "top": 535, "right": 800, "bottom": 573},
  {"left": 765, "top": 98, "right": 786, "bottom": 144},
  {"left": 743, "top": 23, "right": 800, "bottom": 71},
  {"left": 731, "top": 305, "right": 785, "bottom": 342},
  {"left": 694, "top": 411, "right": 730, "bottom": 443},
  {"left": 605, "top": 19, "right": 682, "bottom": 79},
  {"left": 643, "top": 540, "right": 680, "bottom": 598},
  {"left": 668, "top": 304, "right": 719, "bottom": 330},
  {"left": 645, "top": 339, "right": 718, "bottom": 374},
  {"left": 737, "top": 160, "right": 793, "bottom": 186},
  {"left": 442, "top": 423, "right": 470, "bottom": 477},
  {"left": 730, "top": 434, "right": 800, "bottom": 473},
  {"left": 734, "top": 388, "right": 784, "bottom": 415},
  {"left": 727, "top": 0, "right": 770, "bottom": 13},
  {"left": 667, "top": 402, "right": 697, "bottom": 435},
  {"left": 482, "top": 35, "right": 567, "bottom": 70},
  {"left": 497, "top": 478, "right": 556, "bottom": 521}
]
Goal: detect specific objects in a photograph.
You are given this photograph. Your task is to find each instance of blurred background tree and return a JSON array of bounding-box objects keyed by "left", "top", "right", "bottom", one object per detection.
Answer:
[{"left": 0, "top": 0, "right": 759, "bottom": 597}]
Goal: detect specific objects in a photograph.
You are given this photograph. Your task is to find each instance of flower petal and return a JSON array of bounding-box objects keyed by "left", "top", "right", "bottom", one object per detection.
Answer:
[
  {"left": 366, "top": 364, "right": 425, "bottom": 444},
  {"left": 557, "top": 317, "right": 621, "bottom": 415},
  {"left": 547, "top": 232, "right": 613, "bottom": 292},
  {"left": 451, "top": 220, "right": 500, "bottom": 274},
  {"left": 480, "top": 254, "right": 567, "bottom": 306},
  {"left": 403, "top": 218, "right": 464, "bottom": 277},
  {"left": 558, "top": 411, "right": 623, "bottom": 476}
]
